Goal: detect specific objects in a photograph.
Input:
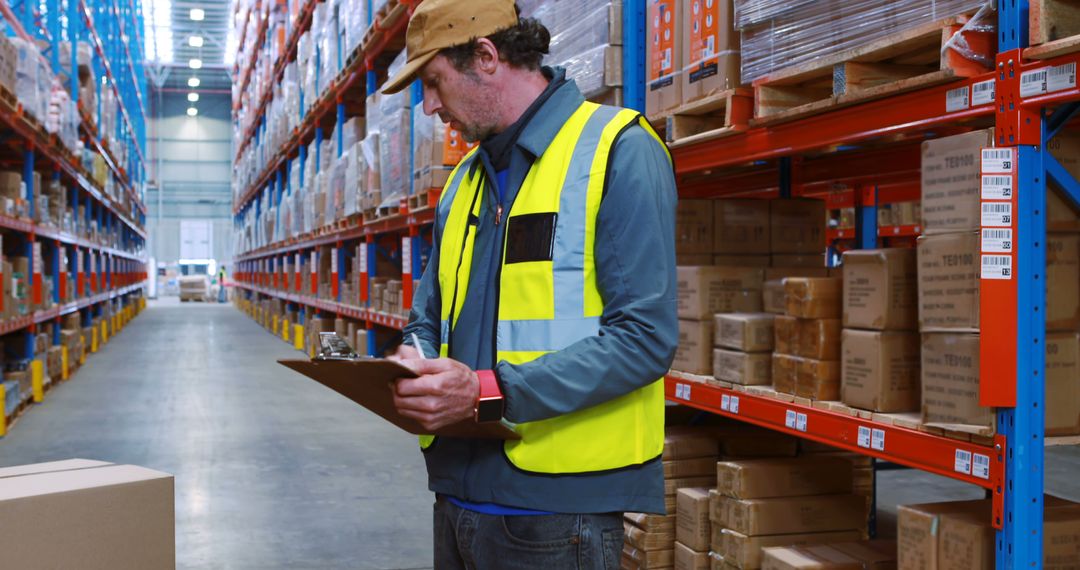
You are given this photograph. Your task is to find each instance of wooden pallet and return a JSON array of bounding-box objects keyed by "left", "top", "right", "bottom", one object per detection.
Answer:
[
  {"left": 664, "top": 88, "right": 753, "bottom": 148},
  {"left": 361, "top": 0, "right": 408, "bottom": 53},
  {"left": 1031, "top": 0, "right": 1080, "bottom": 49},
  {"left": 752, "top": 16, "right": 994, "bottom": 125},
  {"left": 0, "top": 85, "right": 16, "bottom": 108},
  {"left": 407, "top": 188, "right": 441, "bottom": 212}
]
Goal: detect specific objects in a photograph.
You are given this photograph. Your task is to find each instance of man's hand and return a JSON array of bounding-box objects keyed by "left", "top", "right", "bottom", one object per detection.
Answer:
[
  {"left": 386, "top": 343, "right": 421, "bottom": 362},
  {"left": 393, "top": 358, "right": 479, "bottom": 431}
]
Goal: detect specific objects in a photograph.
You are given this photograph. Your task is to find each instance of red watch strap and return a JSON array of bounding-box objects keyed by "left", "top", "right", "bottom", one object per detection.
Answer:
[{"left": 476, "top": 370, "right": 502, "bottom": 399}]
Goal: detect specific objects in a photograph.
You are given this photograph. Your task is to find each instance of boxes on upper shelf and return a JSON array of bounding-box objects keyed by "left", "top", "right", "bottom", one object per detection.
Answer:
[
  {"left": 646, "top": 0, "right": 682, "bottom": 118},
  {"left": 713, "top": 348, "right": 772, "bottom": 386},
  {"left": 714, "top": 200, "right": 770, "bottom": 255},
  {"left": 677, "top": 266, "right": 765, "bottom": 319},
  {"left": 680, "top": 0, "right": 740, "bottom": 103},
  {"left": 770, "top": 200, "right": 826, "bottom": 254},
  {"left": 675, "top": 318, "right": 714, "bottom": 375},
  {"left": 841, "top": 329, "right": 921, "bottom": 413},
  {"left": 842, "top": 248, "right": 917, "bottom": 331},
  {"left": 715, "top": 313, "right": 775, "bottom": 352},
  {"left": 921, "top": 332, "right": 993, "bottom": 431},
  {"left": 676, "top": 199, "right": 715, "bottom": 254}
]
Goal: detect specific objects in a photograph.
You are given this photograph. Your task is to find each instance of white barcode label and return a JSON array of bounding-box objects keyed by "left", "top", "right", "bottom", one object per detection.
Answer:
[
  {"left": 675, "top": 383, "right": 692, "bottom": 400},
  {"left": 730, "top": 396, "right": 739, "bottom": 414},
  {"left": 796, "top": 413, "right": 808, "bottom": 432},
  {"left": 76, "top": 250, "right": 81, "bottom": 272},
  {"left": 982, "top": 228, "right": 1014, "bottom": 253},
  {"left": 982, "top": 254, "right": 1013, "bottom": 279},
  {"left": 360, "top": 246, "right": 368, "bottom": 273},
  {"left": 705, "top": 35, "right": 715, "bottom": 58},
  {"left": 1049, "top": 62, "right": 1076, "bottom": 93},
  {"left": 972, "top": 79, "right": 995, "bottom": 106},
  {"left": 857, "top": 426, "right": 871, "bottom": 448},
  {"left": 310, "top": 252, "right": 317, "bottom": 274},
  {"left": 981, "top": 175, "right": 1013, "bottom": 200},
  {"left": 871, "top": 429, "right": 885, "bottom": 451},
  {"left": 981, "top": 202, "right": 1013, "bottom": 227},
  {"left": 946, "top": 86, "right": 970, "bottom": 112},
  {"left": 955, "top": 449, "right": 973, "bottom": 474},
  {"left": 721, "top": 394, "right": 731, "bottom": 411},
  {"left": 982, "top": 148, "right": 1014, "bottom": 173},
  {"left": 402, "top": 237, "right": 412, "bottom": 275},
  {"left": 1020, "top": 68, "right": 1048, "bottom": 97},
  {"left": 785, "top": 410, "right": 798, "bottom": 429},
  {"left": 973, "top": 453, "right": 991, "bottom": 479},
  {"left": 331, "top": 249, "right": 338, "bottom": 273}
]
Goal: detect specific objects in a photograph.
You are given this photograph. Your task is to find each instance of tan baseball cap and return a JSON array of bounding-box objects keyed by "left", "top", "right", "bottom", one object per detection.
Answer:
[{"left": 381, "top": 0, "right": 519, "bottom": 94}]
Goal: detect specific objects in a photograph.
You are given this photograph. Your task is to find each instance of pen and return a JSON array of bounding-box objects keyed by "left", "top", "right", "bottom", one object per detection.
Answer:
[{"left": 410, "top": 332, "right": 427, "bottom": 360}]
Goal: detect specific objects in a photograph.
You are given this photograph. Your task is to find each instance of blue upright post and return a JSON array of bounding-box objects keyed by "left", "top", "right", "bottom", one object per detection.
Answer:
[
  {"left": 621, "top": 0, "right": 646, "bottom": 112},
  {"left": 337, "top": 103, "right": 345, "bottom": 157},
  {"left": 24, "top": 148, "right": 34, "bottom": 221},
  {"left": 857, "top": 186, "right": 878, "bottom": 250}
]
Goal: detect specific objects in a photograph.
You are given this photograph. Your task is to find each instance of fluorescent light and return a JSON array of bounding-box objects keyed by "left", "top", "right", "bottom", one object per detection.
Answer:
[
  {"left": 188, "top": 93, "right": 200, "bottom": 102},
  {"left": 188, "top": 35, "right": 204, "bottom": 47},
  {"left": 188, "top": 77, "right": 201, "bottom": 88},
  {"left": 189, "top": 58, "right": 202, "bottom": 69},
  {"left": 190, "top": 8, "right": 204, "bottom": 21},
  {"left": 187, "top": 107, "right": 198, "bottom": 117}
]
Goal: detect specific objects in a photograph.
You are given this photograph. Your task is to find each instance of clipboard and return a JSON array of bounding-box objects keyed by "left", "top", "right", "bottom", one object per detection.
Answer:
[{"left": 278, "top": 358, "right": 520, "bottom": 440}]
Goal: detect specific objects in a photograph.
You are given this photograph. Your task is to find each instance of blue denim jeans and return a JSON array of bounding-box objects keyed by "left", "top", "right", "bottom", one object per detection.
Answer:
[{"left": 433, "top": 497, "right": 624, "bottom": 570}]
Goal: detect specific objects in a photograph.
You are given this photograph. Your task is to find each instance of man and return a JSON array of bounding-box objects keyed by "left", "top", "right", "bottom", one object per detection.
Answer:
[{"left": 383, "top": 0, "right": 677, "bottom": 567}]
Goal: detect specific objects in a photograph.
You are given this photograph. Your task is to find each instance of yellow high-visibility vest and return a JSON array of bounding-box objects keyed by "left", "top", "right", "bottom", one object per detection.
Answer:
[{"left": 426, "top": 101, "right": 670, "bottom": 474}]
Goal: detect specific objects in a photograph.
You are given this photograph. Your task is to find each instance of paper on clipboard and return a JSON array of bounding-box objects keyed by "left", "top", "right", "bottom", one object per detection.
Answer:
[{"left": 277, "top": 358, "right": 519, "bottom": 440}]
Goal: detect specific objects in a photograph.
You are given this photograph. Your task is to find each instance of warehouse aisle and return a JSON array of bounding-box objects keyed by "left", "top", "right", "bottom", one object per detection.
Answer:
[{"left": 0, "top": 298, "right": 433, "bottom": 570}]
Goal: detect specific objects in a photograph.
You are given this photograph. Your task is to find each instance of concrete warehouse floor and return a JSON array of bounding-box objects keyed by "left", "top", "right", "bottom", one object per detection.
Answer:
[{"left": 2, "top": 298, "right": 1080, "bottom": 568}]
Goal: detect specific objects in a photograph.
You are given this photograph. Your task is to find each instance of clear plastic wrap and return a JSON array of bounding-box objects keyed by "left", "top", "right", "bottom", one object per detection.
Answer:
[
  {"left": 736, "top": 0, "right": 991, "bottom": 83},
  {"left": 546, "top": 3, "right": 618, "bottom": 65},
  {"left": 529, "top": 0, "right": 621, "bottom": 100},
  {"left": 562, "top": 45, "right": 617, "bottom": 99},
  {"left": 378, "top": 106, "right": 411, "bottom": 203}
]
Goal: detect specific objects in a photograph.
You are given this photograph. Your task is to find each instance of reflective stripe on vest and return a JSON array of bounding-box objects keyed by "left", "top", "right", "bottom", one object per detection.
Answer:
[{"left": 430, "top": 101, "right": 670, "bottom": 474}]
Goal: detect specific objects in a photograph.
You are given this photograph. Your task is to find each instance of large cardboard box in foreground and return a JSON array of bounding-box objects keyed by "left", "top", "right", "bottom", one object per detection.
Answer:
[
  {"left": 716, "top": 457, "right": 854, "bottom": 499},
  {"left": 678, "top": 265, "right": 765, "bottom": 319},
  {"left": 0, "top": 459, "right": 174, "bottom": 569},
  {"left": 921, "top": 130, "right": 993, "bottom": 235},
  {"left": 841, "top": 329, "right": 921, "bottom": 413},
  {"left": 1047, "top": 332, "right": 1080, "bottom": 436},
  {"left": 921, "top": 333, "right": 994, "bottom": 430},
  {"left": 842, "top": 248, "right": 917, "bottom": 330},
  {"left": 917, "top": 232, "right": 980, "bottom": 330}
]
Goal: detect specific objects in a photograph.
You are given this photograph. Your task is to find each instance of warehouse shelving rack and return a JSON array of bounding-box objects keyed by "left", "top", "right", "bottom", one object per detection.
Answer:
[
  {"left": 232, "top": 0, "right": 647, "bottom": 355},
  {"left": 0, "top": 0, "right": 149, "bottom": 434}
]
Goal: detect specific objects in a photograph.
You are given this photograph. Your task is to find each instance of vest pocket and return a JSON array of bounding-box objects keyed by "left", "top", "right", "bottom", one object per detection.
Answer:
[{"left": 505, "top": 213, "right": 558, "bottom": 264}]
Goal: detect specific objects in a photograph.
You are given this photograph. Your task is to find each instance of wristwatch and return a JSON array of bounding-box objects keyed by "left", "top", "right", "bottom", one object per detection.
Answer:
[{"left": 475, "top": 369, "right": 504, "bottom": 423}]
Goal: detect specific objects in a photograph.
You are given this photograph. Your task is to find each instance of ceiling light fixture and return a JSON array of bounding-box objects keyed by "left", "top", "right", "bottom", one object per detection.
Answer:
[
  {"left": 188, "top": 93, "right": 200, "bottom": 102},
  {"left": 189, "top": 35, "right": 204, "bottom": 47},
  {"left": 189, "top": 58, "right": 202, "bottom": 69},
  {"left": 187, "top": 107, "right": 198, "bottom": 117},
  {"left": 190, "top": 8, "right": 204, "bottom": 21},
  {"left": 188, "top": 77, "right": 201, "bottom": 88}
]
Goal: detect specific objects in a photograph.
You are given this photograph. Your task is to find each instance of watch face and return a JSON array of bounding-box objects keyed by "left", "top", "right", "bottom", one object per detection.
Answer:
[{"left": 476, "top": 397, "right": 504, "bottom": 423}]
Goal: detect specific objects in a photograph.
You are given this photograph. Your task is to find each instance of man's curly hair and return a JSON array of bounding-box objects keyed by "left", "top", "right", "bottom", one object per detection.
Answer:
[{"left": 440, "top": 6, "right": 550, "bottom": 73}]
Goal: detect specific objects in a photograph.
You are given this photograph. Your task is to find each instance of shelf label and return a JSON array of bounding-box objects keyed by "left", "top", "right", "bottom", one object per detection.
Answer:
[
  {"left": 981, "top": 202, "right": 1012, "bottom": 227},
  {"left": 402, "top": 237, "right": 412, "bottom": 275},
  {"left": 973, "top": 453, "right": 991, "bottom": 480},
  {"left": 981, "top": 175, "right": 1012, "bottom": 200},
  {"left": 331, "top": 249, "right": 338, "bottom": 273},
  {"left": 946, "top": 86, "right": 970, "bottom": 112},
  {"left": 981, "top": 228, "right": 1013, "bottom": 253},
  {"left": 730, "top": 396, "right": 739, "bottom": 414},
  {"left": 785, "top": 410, "right": 797, "bottom": 429},
  {"left": 981, "top": 254, "right": 1013, "bottom": 280},
  {"left": 954, "top": 449, "right": 973, "bottom": 475},
  {"left": 871, "top": 428, "right": 885, "bottom": 451},
  {"left": 310, "top": 252, "right": 317, "bottom": 274},
  {"left": 971, "top": 79, "right": 995, "bottom": 106},
  {"left": 360, "top": 246, "right": 368, "bottom": 274},
  {"left": 981, "top": 149, "right": 1014, "bottom": 173},
  {"left": 674, "top": 383, "right": 692, "bottom": 400},
  {"left": 796, "top": 413, "right": 808, "bottom": 432},
  {"left": 1048, "top": 62, "right": 1076, "bottom": 93},
  {"left": 1020, "top": 68, "right": 1048, "bottom": 97},
  {"left": 857, "top": 426, "right": 871, "bottom": 448},
  {"left": 721, "top": 394, "right": 731, "bottom": 411}
]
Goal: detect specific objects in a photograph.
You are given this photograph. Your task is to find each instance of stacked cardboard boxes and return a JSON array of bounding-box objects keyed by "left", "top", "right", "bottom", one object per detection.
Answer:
[
  {"left": 760, "top": 540, "right": 897, "bottom": 570},
  {"left": 773, "top": 278, "right": 842, "bottom": 400},
  {"left": 840, "top": 248, "right": 920, "bottom": 414},
  {"left": 674, "top": 266, "right": 764, "bottom": 375},
  {"left": 713, "top": 313, "right": 774, "bottom": 386}
]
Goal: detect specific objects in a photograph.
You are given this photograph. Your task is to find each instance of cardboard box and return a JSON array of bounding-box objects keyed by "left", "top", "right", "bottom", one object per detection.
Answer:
[
  {"left": 1049, "top": 185, "right": 1080, "bottom": 232},
  {"left": 921, "top": 129, "right": 993, "bottom": 234},
  {"left": 678, "top": 265, "right": 765, "bottom": 319},
  {"left": 715, "top": 313, "right": 775, "bottom": 352},
  {"left": 785, "top": 278, "right": 842, "bottom": 319},
  {"left": 828, "top": 540, "right": 899, "bottom": 570},
  {"left": 718, "top": 494, "right": 868, "bottom": 536},
  {"left": 774, "top": 315, "right": 797, "bottom": 355},
  {"left": 665, "top": 457, "right": 720, "bottom": 479},
  {"left": 763, "top": 280, "right": 787, "bottom": 314},
  {"left": 718, "top": 529, "right": 864, "bottom": 570},
  {"left": 796, "top": 318, "right": 842, "bottom": 360},
  {"left": 623, "top": 544, "right": 675, "bottom": 569},
  {"left": 714, "top": 348, "right": 772, "bottom": 385},
  {"left": 1047, "top": 332, "right": 1080, "bottom": 436},
  {"left": 770, "top": 200, "right": 826, "bottom": 254},
  {"left": 773, "top": 353, "right": 798, "bottom": 394},
  {"left": 667, "top": 476, "right": 717, "bottom": 497},
  {"left": 679, "top": 253, "right": 714, "bottom": 265},
  {"left": 841, "top": 329, "right": 921, "bottom": 413},
  {"left": 842, "top": 248, "right": 917, "bottom": 330},
  {"left": 714, "top": 200, "right": 770, "bottom": 255},
  {"left": 770, "top": 255, "right": 830, "bottom": 270},
  {"left": 714, "top": 254, "right": 771, "bottom": 267},
  {"left": 627, "top": 520, "right": 677, "bottom": 551},
  {"left": 677, "top": 487, "right": 713, "bottom": 552},
  {"left": 796, "top": 358, "right": 841, "bottom": 401},
  {"left": 647, "top": 0, "right": 683, "bottom": 118},
  {"left": 664, "top": 427, "right": 721, "bottom": 460},
  {"left": 627, "top": 512, "right": 678, "bottom": 534},
  {"left": 917, "top": 232, "right": 980, "bottom": 330},
  {"left": 921, "top": 333, "right": 994, "bottom": 429},
  {"left": 716, "top": 457, "right": 854, "bottom": 499},
  {"left": 760, "top": 545, "right": 862, "bottom": 570},
  {"left": 675, "top": 541, "right": 711, "bottom": 570},
  {"left": 0, "top": 459, "right": 174, "bottom": 569},
  {"left": 1048, "top": 233, "right": 1080, "bottom": 331},
  {"left": 681, "top": 0, "right": 740, "bottom": 103},
  {"left": 677, "top": 199, "right": 715, "bottom": 254},
  {"left": 675, "top": 319, "right": 714, "bottom": 375}
]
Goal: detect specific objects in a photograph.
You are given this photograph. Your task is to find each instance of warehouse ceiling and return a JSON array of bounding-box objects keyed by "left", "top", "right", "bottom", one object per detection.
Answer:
[{"left": 142, "top": 0, "right": 234, "bottom": 91}]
